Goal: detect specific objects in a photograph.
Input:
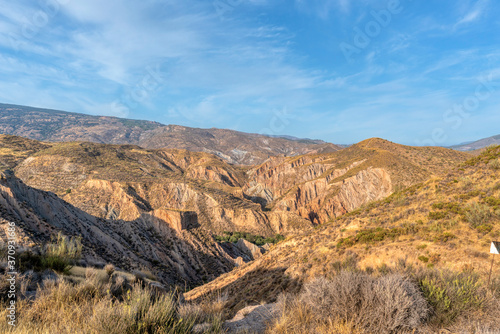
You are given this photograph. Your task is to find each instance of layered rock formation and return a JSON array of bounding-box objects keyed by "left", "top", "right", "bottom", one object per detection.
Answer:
[
  {"left": 242, "top": 139, "right": 469, "bottom": 224},
  {"left": 0, "top": 134, "right": 471, "bottom": 287}
]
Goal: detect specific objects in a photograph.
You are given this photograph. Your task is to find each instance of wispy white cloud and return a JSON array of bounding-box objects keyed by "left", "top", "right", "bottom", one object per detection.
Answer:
[
  {"left": 0, "top": 0, "right": 498, "bottom": 145},
  {"left": 455, "top": 0, "right": 489, "bottom": 27}
]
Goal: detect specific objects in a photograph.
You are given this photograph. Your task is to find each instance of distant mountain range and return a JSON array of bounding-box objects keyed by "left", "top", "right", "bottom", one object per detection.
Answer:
[
  {"left": 0, "top": 103, "right": 340, "bottom": 165},
  {"left": 450, "top": 134, "right": 500, "bottom": 151}
]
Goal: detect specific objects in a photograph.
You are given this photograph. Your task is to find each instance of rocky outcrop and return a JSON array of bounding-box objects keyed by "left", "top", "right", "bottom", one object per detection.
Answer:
[
  {"left": 244, "top": 155, "right": 390, "bottom": 224},
  {"left": 275, "top": 167, "right": 392, "bottom": 223},
  {"left": 151, "top": 209, "right": 199, "bottom": 232},
  {"left": 0, "top": 172, "right": 237, "bottom": 286},
  {"left": 235, "top": 239, "right": 265, "bottom": 260}
]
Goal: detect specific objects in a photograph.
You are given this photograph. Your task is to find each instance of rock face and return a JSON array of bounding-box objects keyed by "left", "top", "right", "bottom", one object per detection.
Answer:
[
  {"left": 235, "top": 238, "right": 265, "bottom": 260},
  {"left": 242, "top": 138, "right": 470, "bottom": 224},
  {"left": 244, "top": 156, "right": 392, "bottom": 224},
  {"left": 12, "top": 140, "right": 312, "bottom": 237},
  {"left": 223, "top": 303, "right": 279, "bottom": 333},
  {"left": 0, "top": 171, "right": 235, "bottom": 286}
]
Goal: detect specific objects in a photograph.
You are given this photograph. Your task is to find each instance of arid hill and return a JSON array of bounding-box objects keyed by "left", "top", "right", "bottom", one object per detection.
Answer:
[
  {"left": 0, "top": 134, "right": 471, "bottom": 289},
  {"left": 185, "top": 146, "right": 500, "bottom": 318},
  {"left": 0, "top": 103, "right": 339, "bottom": 165},
  {"left": 244, "top": 138, "right": 471, "bottom": 224}
]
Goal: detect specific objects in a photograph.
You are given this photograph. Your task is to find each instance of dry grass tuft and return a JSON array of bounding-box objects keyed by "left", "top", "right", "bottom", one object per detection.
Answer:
[{"left": 0, "top": 274, "right": 199, "bottom": 334}]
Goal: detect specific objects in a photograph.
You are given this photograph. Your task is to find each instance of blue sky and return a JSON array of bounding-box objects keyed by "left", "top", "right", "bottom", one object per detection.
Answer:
[{"left": 0, "top": 0, "right": 499, "bottom": 145}]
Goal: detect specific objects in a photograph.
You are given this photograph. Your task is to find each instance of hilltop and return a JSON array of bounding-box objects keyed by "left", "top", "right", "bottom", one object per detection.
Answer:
[
  {"left": 245, "top": 138, "right": 470, "bottom": 224},
  {"left": 0, "top": 134, "right": 471, "bottom": 288},
  {"left": 2, "top": 134, "right": 497, "bottom": 332},
  {"left": 185, "top": 145, "right": 500, "bottom": 325},
  {"left": 0, "top": 103, "right": 339, "bottom": 165}
]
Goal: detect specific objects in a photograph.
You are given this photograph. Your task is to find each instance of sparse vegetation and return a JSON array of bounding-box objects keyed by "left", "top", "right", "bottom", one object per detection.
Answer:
[
  {"left": 465, "top": 202, "right": 492, "bottom": 228},
  {"left": 215, "top": 231, "right": 285, "bottom": 246},
  {"left": 18, "top": 232, "right": 82, "bottom": 274},
  {"left": 268, "top": 263, "right": 499, "bottom": 333},
  {"left": 417, "top": 269, "right": 489, "bottom": 326},
  {"left": 0, "top": 273, "right": 202, "bottom": 334}
]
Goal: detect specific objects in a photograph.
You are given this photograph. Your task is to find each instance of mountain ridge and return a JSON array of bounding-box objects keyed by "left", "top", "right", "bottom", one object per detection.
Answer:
[
  {"left": 0, "top": 133, "right": 471, "bottom": 288},
  {"left": 450, "top": 133, "right": 500, "bottom": 151},
  {"left": 0, "top": 103, "right": 340, "bottom": 165},
  {"left": 185, "top": 145, "right": 500, "bottom": 321}
]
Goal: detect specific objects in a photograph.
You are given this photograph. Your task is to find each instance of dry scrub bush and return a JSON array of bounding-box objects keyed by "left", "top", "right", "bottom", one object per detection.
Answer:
[
  {"left": 42, "top": 232, "right": 82, "bottom": 273},
  {"left": 178, "top": 292, "right": 227, "bottom": 333},
  {"left": 270, "top": 271, "right": 429, "bottom": 334},
  {"left": 89, "top": 286, "right": 185, "bottom": 334},
  {"left": 0, "top": 275, "right": 197, "bottom": 334},
  {"left": 104, "top": 263, "right": 115, "bottom": 277},
  {"left": 488, "top": 158, "right": 500, "bottom": 170},
  {"left": 269, "top": 293, "right": 362, "bottom": 334}
]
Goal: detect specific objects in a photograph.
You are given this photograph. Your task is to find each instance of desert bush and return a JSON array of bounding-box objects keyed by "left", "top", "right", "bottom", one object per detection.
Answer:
[
  {"left": 428, "top": 211, "right": 446, "bottom": 220},
  {"left": 488, "top": 158, "right": 500, "bottom": 170},
  {"left": 89, "top": 285, "right": 188, "bottom": 334},
  {"left": 297, "top": 271, "right": 429, "bottom": 333},
  {"left": 432, "top": 232, "right": 455, "bottom": 243},
  {"left": 465, "top": 202, "right": 492, "bottom": 228},
  {"left": 42, "top": 232, "right": 82, "bottom": 273},
  {"left": 178, "top": 293, "right": 226, "bottom": 333},
  {"left": 416, "top": 243, "right": 428, "bottom": 250},
  {"left": 418, "top": 256, "right": 429, "bottom": 263},
  {"left": 16, "top": 233, "right": 82, "bottom": 273},
  {"left": 484, "top": 196, "right": 500, "bottom": 210},
  {"left": 104, "top": 264, "right": 115, "bottom": 277},
  {"left": 417, "top": 269, "right": 489, "bottom": 326},
  {"left": 215, "top": 231, "right": 284, "bottom": 246},
  {"left": 269, "top": 293, "right": 362, "bottom": 334},
  {"left": 0, "top": 275, "right": 198, "bottom": 334},
  {"left": 336, "top": 227, "right": 412, "bottom": 248},
  {"left": 367, "top": 274, "right": 430, "bottom": 331}
]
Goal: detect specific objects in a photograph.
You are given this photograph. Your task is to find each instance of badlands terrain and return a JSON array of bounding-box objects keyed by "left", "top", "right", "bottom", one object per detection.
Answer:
[{"left": 0, "top": 105, "right": 499, "bottom": 333}]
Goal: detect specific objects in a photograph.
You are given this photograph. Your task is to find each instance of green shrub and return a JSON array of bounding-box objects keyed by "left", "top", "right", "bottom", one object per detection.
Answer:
[
  {"left": 484, "top": 196, "right": 500, "bottom": 209},
  {"left": 428, "top": 211, "right": 446, "bottom": 220},
  {"left": 418, "top": 270, "right": 488, "bottom": 326},
  {"left": 418, "top": 256, "right": 429, "bottom": 263},
  {"left": 476, "top": 224, "right": 493, "bottom": 234},
  {"left": 465, "top": 202, "right": 492, "bottom": 228},
  {"left": 18, "top": 233, "right": 82, "bottom": 273},
  {"left": 215, "top": 231, "right": 284, "bottom": 246},
  {"left": 336, "top": 226, "right": 412, "bottom": 248},
  {"left": 433, "top": 232, "right": 455, "bottom": 243},
  {"left": 42, "top": 232, "right": 82, "bottom": 273}
]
